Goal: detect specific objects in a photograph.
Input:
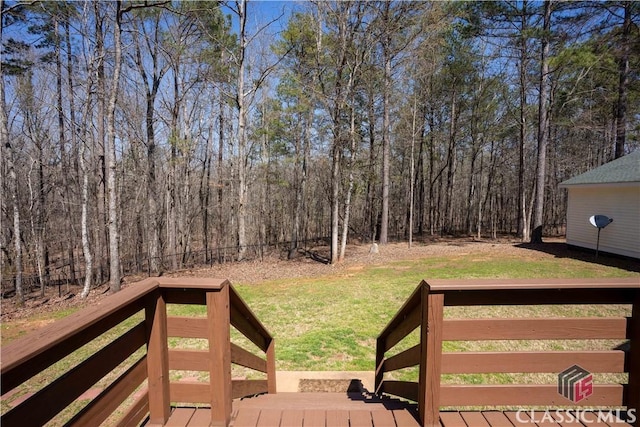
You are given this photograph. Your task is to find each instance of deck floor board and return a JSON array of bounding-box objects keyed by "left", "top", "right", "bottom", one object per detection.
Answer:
[
  {"left": 280, "top": 409, "right": 304, "bottom": 427},
  {"left": 166, "top": 408, "right": 195, "bottom": 426},
  {"left": 326, "top": 409, "right": 350, "bottom": 427},
  {"left": 303, "top": 409, "right": 326, "bottom": 427},
  {"left": 186, "top": 409, "right": 211, "bottom": 427},
  {"left": 256, "top": 409, "right": 281, "bottom": 427}
]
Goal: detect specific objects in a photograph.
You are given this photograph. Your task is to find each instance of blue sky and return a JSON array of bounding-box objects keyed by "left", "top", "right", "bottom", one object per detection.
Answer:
[{"left": 223, "top": 0, "right": 296, "bottom": 35}]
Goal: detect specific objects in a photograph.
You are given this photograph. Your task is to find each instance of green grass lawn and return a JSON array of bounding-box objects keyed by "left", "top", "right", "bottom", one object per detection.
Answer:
[{"left": 169, "top": 250, "right": 637, "bottom": 371}]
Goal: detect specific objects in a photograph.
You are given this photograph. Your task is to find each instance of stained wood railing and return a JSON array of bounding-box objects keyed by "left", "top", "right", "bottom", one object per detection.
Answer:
[
  {"left": 375, "top": 278, "right": 640, "bottom": 427},
  {"left": 0, "top": 277, "right": 275, "bottom": 427}
]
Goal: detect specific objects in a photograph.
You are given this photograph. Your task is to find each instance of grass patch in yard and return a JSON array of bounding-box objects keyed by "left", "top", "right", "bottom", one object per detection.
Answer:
[{"left": 231, "top": 253, "right": 636, "bottom": 371}]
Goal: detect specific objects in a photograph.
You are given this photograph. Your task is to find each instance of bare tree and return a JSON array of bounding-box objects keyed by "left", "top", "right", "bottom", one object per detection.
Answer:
[
  {"left": 235, "top": 0, "right": 249, "bottom": 261},
  {"left": 79, "top": 123, "right": 93, "bottom": 297},
  {"left": 0, "top": 32, "right": 23, "bottom": 301},
  {"left": 378, "top": 1, "right": 392, "bottom": 245},
  {"left": 77, "top": 1, "right": 94, "bottom": 297},
  {"left": 338, "top": 104, "right": 357, "bottom": 262},
  {"left": 614, "top": 2, "right": 631, "bottom": 159},
  {"left": 131, "top": 9, "right": 170, "bottom": 274},
  {"left": 312, "top": 1, "right": 368, "bottom": 264},
  {"left": 531, "top": 0, "right": 552, "bottom": 243},
  {"left": 226, "top": 0, "right": 284, "bottom": 261},
  {"left": 17, "top": 70, "right": 48, "bottom": 296},
  {"left": 105, "top": 1, "right": 124, "bottom": 292}
]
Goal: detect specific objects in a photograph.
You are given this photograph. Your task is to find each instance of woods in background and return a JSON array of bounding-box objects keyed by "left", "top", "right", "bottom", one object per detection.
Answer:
[{"left": 1, "top": 1, "right": 638, "bottom": 299}]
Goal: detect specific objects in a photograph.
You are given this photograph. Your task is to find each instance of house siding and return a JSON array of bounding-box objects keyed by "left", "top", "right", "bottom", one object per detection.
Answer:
[{"left": 565, "top": 185, "right": 640, "bottom": 259}]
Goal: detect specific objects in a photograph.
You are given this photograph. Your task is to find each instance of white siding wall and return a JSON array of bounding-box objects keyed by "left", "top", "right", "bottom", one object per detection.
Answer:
[{"left": 565, "top": 185, "right": 640, "bottom": 259}]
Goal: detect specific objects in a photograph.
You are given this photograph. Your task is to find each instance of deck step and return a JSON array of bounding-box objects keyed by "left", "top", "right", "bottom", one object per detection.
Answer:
[{"left": 230, "top": 392, "right": 419, "bottom": 426}]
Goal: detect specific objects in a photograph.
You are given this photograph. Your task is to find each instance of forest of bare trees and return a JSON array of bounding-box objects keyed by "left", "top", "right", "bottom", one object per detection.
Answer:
[{"left": 1, "top": 1, "right": 638, "bottom": 300}]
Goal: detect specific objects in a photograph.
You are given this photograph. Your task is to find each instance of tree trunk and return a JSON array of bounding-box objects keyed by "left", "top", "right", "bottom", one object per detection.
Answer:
[
  {"left": 614, "top": 2, "right": 630, "bottom": 159},
  {"left": 27, "top": 134, "right": 46, "bottom": 298},
  {"left": 1, "top": 50, "right": 23, "bottom": 301},
  {"left": 201, "top": 122, "right": 213, "bottom": 264},
  {"left": 428, "top": 101, "right": 436, "bottom": 236},
  {"left": 217, "top": 86, "right": 225, "bottom": 252},
  {"left": 445, "top": 88, "right": 458, "bottom": 234},
  {"left": 476, "top": 150, "right": 485, "bottom": 239},
  {"left": 467, "top": 144, "right": 478, "bottom": 236},
  {"left": 301, "top": 107, "right": 311, "bottom": 244},
  {"left": 94, "top": 1, "right": 108, "bottom": 284},
  {"left": 132, "top": 16, "right": 166, "bottom": 274},
  {"left": 8, "top": 149, "right": 22, "bottom": 303},
  {"left": 416, "top": 105, "right": 426, "bottom": 236},
  {"left": 79, "top": 101, "right": 93, "bottom": 298},
  {"left": 236, "top": 0, "right": 248, "bottom": 261},
  {"left": 366, "top": 85, "right": 377, "bottom": 243},
  {"left": 379, "top": 29, "right": 391, "bottom": 245},
  {"left": 168, "top": 67, "right": 179, "bottom": 270},
  {"left": 517, "top": 3, "right": 530, "bottom": 241},
  {"left": 330, "top": 131, "right": 341, "bottom": 265},
  {"left": 56, "top": 17, "right": 75, "bottom": 289},
  {"left": 409, "top": 96, "right": 418, "bottom": 248},
  {"left": 178, "top": 104, "right": 194, "bottom": 265},
  {"left": 106, "top": 1, "right": 123, "bottom": 293},
  {"left": 290, "top": 111, "right": 304, "bottom": 256},
  {"left": 64, "top": 18, "right": 78, "bottom": 288},
  {"left": 339, "top": 106, "right": 358, "bottom": 262},
  {"left": 531, "top": 0, "right": 552, "bottom": 244},
  {"left": 260, "top": 97, "right": 269, "bottom": 261}
]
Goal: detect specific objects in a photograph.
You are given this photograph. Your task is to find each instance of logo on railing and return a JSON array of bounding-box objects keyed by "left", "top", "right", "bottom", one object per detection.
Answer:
[{"left": 558, "top": 364, "right": 593, "bottom": 403}]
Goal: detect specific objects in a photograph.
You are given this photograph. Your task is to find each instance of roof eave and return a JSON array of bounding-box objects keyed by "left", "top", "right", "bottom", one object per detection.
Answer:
[{"left": 559, "top": 181, "right": 640, "bottom": 189}]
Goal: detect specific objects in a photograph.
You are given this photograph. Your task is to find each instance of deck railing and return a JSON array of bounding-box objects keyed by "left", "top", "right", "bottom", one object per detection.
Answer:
[
  {"left": 0, "top": 277, "right": 275, "bottom": 427},
  {"left": 375, "top": 278, "right": 640, "bottom": 427}
]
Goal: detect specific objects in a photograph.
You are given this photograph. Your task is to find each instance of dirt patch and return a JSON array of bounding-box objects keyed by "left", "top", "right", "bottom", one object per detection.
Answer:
[
  {"left": 1, "top": 283, "right": 112, "bottom": 323},
  {"left": 178, "top": 237, "right": 530, "bottom": 285}
]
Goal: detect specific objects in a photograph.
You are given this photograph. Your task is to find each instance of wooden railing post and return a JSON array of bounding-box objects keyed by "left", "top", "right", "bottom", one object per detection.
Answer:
[
  {"left": 418, "top": 284, "right": 444, "bottom": 427},
  {"left": 628, "top": 291, "right": 640, "bottom": 426},
  {"left": 208, "top": 285, "right": 232, "bottom": 427},
  {"left": 375, "top": 336, "right": 385, "bottom": 394},
  {"left": 145, "top": 290, "right": 171, "bottom": 426},
  {"left": 267, "top": 338, "right": 277, "bottom": 394}
]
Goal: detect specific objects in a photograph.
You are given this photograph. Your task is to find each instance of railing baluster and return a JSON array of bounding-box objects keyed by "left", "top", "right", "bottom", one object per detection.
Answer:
[
  {"left": 208, "top": 285, "right": 233, "bottom": 426},
  {"left": 628, "top": 293, "right": 640, "bottom": 422},
  {"left": 419, "top": 286, "right": 444, "bottom": 427},
  {"left": 374, "top": 336, "right": 385, "bottom": 394},
  {"left": 267, "top": 338, "right": 277, "bottom": 394},
  {"left": 145, "top": 289, "right": 171, "bottom": 425}
]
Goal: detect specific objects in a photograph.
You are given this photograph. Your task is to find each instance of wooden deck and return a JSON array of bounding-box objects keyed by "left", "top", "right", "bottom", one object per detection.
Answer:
[{"left": 158, "top": 401, "right": 634, "bottom": 427}]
